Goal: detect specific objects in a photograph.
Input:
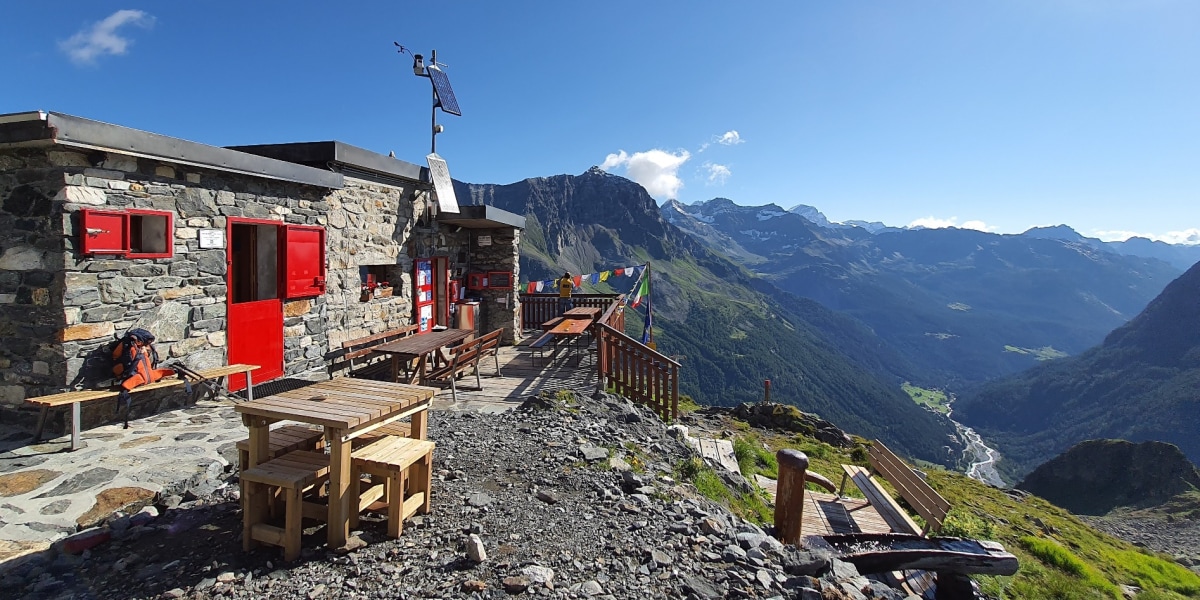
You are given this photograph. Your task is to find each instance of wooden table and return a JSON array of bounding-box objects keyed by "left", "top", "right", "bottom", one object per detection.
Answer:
[
  {"left": 373, "top": 328, "right": 475, "bottom": 384},
  {"left": 563, "top": 306, "right": 601, "bottom": 320},
  {"left": 544, "top": 317, "right": 591, "bottom": 358},
  {"left": 235, "top": 378, "right": 436, "bottom": 548}
]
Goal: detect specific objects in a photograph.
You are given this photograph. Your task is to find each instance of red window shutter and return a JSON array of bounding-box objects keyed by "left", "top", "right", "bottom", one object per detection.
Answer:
[
  {"left": 79, "top": 209, "right": 130, "bottom": 255},
  {"left": 283, "top": 225, "right": 326, "bottom": 298}
]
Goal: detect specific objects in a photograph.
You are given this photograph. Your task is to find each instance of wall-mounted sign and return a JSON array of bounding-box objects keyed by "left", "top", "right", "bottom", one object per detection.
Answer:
[
  {"left": 477, "top": 235, "right": 492, "bottom": 247},
  {"left": 199, "top": 229, "right": 225, "bottom": 249}
]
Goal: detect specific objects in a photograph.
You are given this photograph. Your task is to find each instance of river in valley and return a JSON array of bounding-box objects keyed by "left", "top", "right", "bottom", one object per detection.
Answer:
[{"left": 945, "top": 400, "right": 1008, "bottom": 488}]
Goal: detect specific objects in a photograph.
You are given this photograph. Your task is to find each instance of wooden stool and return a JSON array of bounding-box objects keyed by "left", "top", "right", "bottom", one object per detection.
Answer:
[
  {"left": 240, "top": 450, "right": 330, "bottom": 562},
  {"left": 236, "top": 424, "right": 326, "bottom": 471},
  {"left": 350, "top": 436, "right": 435, "bottom": 538},
  {"left": 351, "top": 421, "right": 415, "bottom": 450}
]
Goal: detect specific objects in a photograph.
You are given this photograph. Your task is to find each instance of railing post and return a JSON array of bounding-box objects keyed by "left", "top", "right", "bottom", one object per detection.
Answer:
[{"left": 774, "top": 449, "right": 809, "bottom": 544}]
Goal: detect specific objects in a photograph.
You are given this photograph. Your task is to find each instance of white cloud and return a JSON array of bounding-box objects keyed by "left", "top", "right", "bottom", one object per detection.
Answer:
[
  {"left": 717, "top": 130, "right": 744, "bottom": 146},
  {"left": 704, "top": 162, "right": 731, "bottom": 185},
  {"left": 60, "top": 10, "right": 154, "bottom": 65},
  {"left": 1092, "top": 228, "right": 1200, "bottom": 245},
  {"left": 907, "top": 216, "right": 996, "bottom": 232},
  {"left": 599, "top": 149, "right": 691, "bottom": 200}
]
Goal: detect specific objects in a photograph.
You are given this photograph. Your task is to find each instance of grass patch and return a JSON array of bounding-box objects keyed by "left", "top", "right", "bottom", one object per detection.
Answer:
[
  {"left": 1019, "top": 536, "right": 1119, "bottom": 595},
  {"left": 677, "top": 395, "right": 702, "bottom": 415},
  {"left": 901, "top": 382, "right": 951, "bottom": 415},
  {"left": 1100, "top": 547, "right": 1200, "bottom": 595},
  {"left": 733, "top": 436, "right": 779, "bottom": 479}
]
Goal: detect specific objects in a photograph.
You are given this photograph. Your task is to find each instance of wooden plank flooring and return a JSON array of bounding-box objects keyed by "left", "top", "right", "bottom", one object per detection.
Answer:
[
  {"left": 427, "top": 337, "right": 599, "bottom": 413},
  {"left": 757, "top": 474, "right": 895, "bottom": 536}
]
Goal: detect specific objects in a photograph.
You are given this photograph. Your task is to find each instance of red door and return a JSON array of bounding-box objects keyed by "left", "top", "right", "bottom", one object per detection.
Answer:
[{"left": 227, "top": 221, "right": 285, "bottom": 390}]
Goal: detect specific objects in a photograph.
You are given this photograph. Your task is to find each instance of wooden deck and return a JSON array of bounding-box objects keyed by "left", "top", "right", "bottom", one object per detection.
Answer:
[
  {"left": 755, "top": 474, "right": 895, "bottom": 536},
  {"left": 426, "top": 336, "right": 598, "bottom": 413}
]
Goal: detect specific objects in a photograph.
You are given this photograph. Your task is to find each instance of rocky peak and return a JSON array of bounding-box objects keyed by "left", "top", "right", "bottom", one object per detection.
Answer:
[{"left": 1018, "top": 439, "right": 1200, "bottom": 515}]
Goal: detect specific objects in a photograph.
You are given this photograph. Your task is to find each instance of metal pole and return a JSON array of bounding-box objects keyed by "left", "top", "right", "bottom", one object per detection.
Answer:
[{"left": 430, "top": 49, "right": 438, "bottom": 155}]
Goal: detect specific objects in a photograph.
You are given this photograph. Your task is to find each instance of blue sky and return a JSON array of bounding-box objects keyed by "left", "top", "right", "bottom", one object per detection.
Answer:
[{"left": 3, "top": 2, "right": 1199, "bottom": 243}]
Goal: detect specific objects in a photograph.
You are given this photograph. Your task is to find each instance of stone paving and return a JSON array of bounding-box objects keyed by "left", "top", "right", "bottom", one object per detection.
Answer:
[{"left": 0, "top": 395, "right": 245, "bottom": 563}]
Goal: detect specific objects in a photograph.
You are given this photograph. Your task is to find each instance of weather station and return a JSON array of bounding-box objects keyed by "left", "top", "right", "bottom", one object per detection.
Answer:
[{"left": 396, "top": 42, "right": 461, "bottom": 216}]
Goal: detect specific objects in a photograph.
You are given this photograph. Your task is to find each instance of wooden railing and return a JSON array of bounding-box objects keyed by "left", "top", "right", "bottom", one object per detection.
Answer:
[
  {"left": 595, "top": 322, "right": 679, "bottom": 421},
  {"left": 519, "top": 294, "right": 618, "bottom": 329},
  {"left": 520, "top": 292, "right": 677, "bottom": 421}
]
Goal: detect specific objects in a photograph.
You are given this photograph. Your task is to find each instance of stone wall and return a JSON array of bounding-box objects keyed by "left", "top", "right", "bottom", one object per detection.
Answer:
[
  {"left": 0, "top": 145, "right": 524, "bottom": 427},
  {"left": 0, "top": 146, "right": 335, "bottom": 417},
  {"left": 469, "top": 228, "right": 522, "bottom": 344},
  {"left": 0, "top": 149, "right": 69, "bottom": 410}
]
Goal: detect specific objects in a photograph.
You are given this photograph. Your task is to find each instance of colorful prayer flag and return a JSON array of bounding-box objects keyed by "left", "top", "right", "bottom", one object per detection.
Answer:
[
  {"left": 614, "top": 268, "right": 624, "bottom": 276},
  {"left": 589, "top": 273, "right": 600, "bottom": 284},
  {"left": 600, "top": 270, "right": 610, "bottom": 282},
  {"left": 527, "top": 282, "right": 536, "bottom": 294},
  {"left": 641, "top": 302, "right": 652, "bottom": 345},
  {"left": 535, "top": 281, "right": 544, "bottom": 293},
  {"left": 573, "top": 275, "right": 582, "bottom": 287},
  {"left": 629, "top": 272, "right": 650, "bottom": 308}
]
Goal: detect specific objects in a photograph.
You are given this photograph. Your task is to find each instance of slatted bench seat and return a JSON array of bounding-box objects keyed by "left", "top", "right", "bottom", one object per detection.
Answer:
[
  {"left": 332, "top": 325, "right": 418, "bottom": 381},
  {"left": 528, "top": 332, "right": 557, "bottom": 363},
  {"left": 350, "top": 436, "right": 435, "bottom": 538},
  {"left": 241, "top": 450, "right": 331, "bottom": 562},
  {"left": 27, "top": 363, "right": 259, "bottom": 451},
  {"left": 839, "top": 440, "right": 951, "bottom": 537}
]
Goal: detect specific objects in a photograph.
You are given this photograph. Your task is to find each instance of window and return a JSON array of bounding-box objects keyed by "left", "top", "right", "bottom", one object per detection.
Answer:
[
  {"left": 283, "top": 225, "right": 326, "bottom": 299},
  {"left": 79, "top": 209, "right": 173, "bottom": 258}
]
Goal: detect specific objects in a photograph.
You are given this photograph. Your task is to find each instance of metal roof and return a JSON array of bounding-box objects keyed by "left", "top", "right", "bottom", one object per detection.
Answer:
[
  {"left": 228, "top": 141, "right": 425, "bottom": 186},
  {"left": 437, "top": 204, "right": 525, "bottom": 230},
  {"left": 0, "top": 111, "right": 343, "bottom": 188}
]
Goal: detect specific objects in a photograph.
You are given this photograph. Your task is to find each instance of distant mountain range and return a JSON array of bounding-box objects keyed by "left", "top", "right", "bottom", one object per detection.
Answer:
[
  {"left": 663, "top": 198, "right": 1185, "bottom": 385},
  {"left": 454, "top": 169, "right": 963, "bottom": 465},
  {"left": 453, "top": 169, "right": 1199, "bottom": 474},
  {"left": 954, "top": 259, "right": 1200, "bottom": 480}
]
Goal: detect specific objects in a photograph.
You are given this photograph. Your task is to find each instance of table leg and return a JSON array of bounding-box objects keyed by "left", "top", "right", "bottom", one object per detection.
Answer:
[
  {"left": 243, "top": 418, "right": 271, "bottom": 551},
  {"left": 328, "top": 428, "right": 351, "bottom": 549},
  {"left": 414, "top": 354, "right": 428, "bottom": 385},
  {"left": 410, "top": 408, "right": 428, "bottom": 440},
  {"left": 391, "top": 355, "right": 400, "bottom": 383}
]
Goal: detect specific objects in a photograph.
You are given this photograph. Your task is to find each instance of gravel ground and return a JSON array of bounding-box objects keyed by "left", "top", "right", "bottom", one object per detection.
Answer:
[{"left": 2, "top": 391, "right": 943, "bottom": 600}]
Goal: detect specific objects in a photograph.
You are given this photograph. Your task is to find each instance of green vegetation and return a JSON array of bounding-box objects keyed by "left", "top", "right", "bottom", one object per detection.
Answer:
[
  {"left": 1003, "top": 345, "right": 1069, "bottom": 361},
  {"left": 732, "top": 436, "right": 778, "bottom": 479},
  {"left": 901, "top": 382, "right": 951, "bottom": 415},
  {"left": 676, "top": 395, "right": 702, "bottom": 415},
  {"left": 718, "top": 420, "right": 1200, "bottom": 598}
]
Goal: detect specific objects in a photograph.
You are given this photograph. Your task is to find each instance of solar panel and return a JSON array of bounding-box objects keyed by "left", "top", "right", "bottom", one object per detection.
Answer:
[
  {"left": 426, "top": 153, "right": 460, "bottom": 213},
  {"left": 426, "top": 65, "right": 462, "bottom": 116}
]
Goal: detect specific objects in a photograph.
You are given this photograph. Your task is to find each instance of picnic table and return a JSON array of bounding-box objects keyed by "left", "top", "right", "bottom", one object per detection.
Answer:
[
  {"left": 372, "top": 328, "right": 475, "bottom": 384},
  {"left": 562, "top": 306, "right": 601, "bottom": 321},
  {"left": 235, "top": 378, "right": 436, "bottom": 548}
]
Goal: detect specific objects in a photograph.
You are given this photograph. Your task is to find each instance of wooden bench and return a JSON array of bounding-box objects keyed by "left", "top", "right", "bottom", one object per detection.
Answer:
[
  {"left": 350, "top": 436, "right": 435, "bottom": 538},
  {"left": 528, "top": 332, "right": 557, "bottom": 363},
  {"left": 332, "top": 325, "right": 418, "bottom": 380},
  {"left": 426, "top": 337, "right": 484, "bottom": 402},
  {"left": 241, "top": 450, "right": 331, "bottom": 562},
  {"left": 477, "top": 327, "right": 504, "bottom": 377},
  {"left": 27, "top": 363, "right": 260, "bottom": 451},
  {"left": 839, "top": 440, "right": 951, "bottom": 537}
]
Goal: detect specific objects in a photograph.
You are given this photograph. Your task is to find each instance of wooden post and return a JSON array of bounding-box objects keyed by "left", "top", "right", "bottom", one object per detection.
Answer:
[
  {"left": 763, "top": 379, "right": 771, "bottom": 405},
  {"left": 774, "top": 449, "right": 809, "bottom": 544}
]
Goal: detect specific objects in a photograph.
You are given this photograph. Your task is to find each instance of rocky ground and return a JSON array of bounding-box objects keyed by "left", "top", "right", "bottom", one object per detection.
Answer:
[
  {"left": 0, "top": 391, "right": 937, "bottom": 600},
  {"left": 1082, "top": 513, "right": 1200, "bottom": 573}
]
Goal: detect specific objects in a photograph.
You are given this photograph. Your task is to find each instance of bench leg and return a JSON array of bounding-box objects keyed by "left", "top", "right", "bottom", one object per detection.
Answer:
[
  {"left": 283, "top": 486, "right": 302, "bottom": 562},
  {"left": 31, "top": 405, "right": 50, "bottom": 444},
  {"left": 416, "top": 451, "right": 432, "bottom": 515},
  {"left": 71, "top": 402, "right": 82, "bottom": 451},
  {"left": 243, "top": 481, "right": 266, "bottom": 551},
  {"left": 387, "top": 469, "right": 405, "bottom": 539},
  {"left": 245, "top": 370, "right": 254, "bottom": 402}
]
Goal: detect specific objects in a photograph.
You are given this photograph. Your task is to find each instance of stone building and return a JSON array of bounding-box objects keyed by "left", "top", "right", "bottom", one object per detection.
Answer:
[{"left": 0, "top": 111, "right": 523, "bottom": 425}]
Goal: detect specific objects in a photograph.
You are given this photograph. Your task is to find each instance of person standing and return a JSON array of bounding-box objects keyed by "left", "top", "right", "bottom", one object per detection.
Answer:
[{"left": 558, "top": 271, "right": 575, "bottom": 314}]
